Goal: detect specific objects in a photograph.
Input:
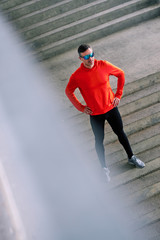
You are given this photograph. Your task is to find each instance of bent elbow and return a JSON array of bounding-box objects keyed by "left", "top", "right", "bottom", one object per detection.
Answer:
[{"left": 65, "top": 87, "right": 69, "bottom": 97}]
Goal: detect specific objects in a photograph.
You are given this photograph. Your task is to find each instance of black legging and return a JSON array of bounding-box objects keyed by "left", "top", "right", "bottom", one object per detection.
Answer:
[{"left": 90, "top": 107, "right": 133, "bottom": 168}]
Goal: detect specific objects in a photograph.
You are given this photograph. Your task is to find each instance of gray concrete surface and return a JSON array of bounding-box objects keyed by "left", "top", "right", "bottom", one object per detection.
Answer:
[
  {"left": 44, "top": 17, "right": 160, "bottom": 95},
  {"left": 43, "top": 17, "right": 160, "bottom": 239},
  {"left": 1, "top": 0, "right": 159, "bottom": 59},
  {"left": 0, "top": 12, "right": 160, "bottom": 240}
]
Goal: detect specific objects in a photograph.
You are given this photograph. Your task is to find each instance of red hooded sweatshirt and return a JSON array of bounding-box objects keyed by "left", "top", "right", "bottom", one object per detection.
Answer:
[{"left": 65, "top": 59, "right": 125, "bottom": 115}]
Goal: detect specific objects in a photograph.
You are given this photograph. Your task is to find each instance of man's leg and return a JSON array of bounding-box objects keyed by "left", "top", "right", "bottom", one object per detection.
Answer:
[
  {"left": 106, "top": 107, "right": 145, "bottom": 168},
  {"left": 106, "top": 107, "right": 133, "bottom": 159},
  {"left": 90, "top": 114, "right": 106, "bottom": 168}
]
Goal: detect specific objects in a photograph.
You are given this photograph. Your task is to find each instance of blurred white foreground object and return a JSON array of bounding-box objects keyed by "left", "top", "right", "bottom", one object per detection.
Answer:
[{"left": 0, "top": 14, "right": 135, "bottom": 240}]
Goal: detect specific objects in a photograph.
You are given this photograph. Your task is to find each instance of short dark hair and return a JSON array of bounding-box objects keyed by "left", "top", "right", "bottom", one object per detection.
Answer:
[{"left": 78, "top": 44, "right": 91, "bottom": 56}]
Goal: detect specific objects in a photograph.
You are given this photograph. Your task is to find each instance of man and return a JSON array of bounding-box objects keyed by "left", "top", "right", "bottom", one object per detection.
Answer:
[{"left": 65, "top": 44, "right": 145, "bottom": 181}]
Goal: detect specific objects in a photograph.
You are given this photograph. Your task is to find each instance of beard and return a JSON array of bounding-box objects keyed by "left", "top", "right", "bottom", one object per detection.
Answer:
[{"left": 86, "top": 58, "right": 94, "bottom": 68}]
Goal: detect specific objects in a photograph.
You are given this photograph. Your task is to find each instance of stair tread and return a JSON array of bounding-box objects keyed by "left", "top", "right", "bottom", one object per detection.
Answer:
[
  {"left": 21, "top": 0, "right": 144, "bottom": 39},
  {"left": 106, "top": 134, "right": 160, "bottom": 166},
  {"left": 110, "top": 146, "right": 160, "bottom": 176},
  {"left": 5, "top": 0, "right": 96, "bottom": 21},
  {"left": 35, "top": 4, "right": 160, "bottom": 52},
  {"left": 0, "top": 0, "right": 31, "bottom": 11},
  {"left": 0, "top": 2, "right": 160, "bottom": 239},
  {"left": 17, "top": 0, "right": 108, "bottom": 30},
  {"left": 108, "top": 157, "right": 160, "bottom": 189},
  {"left": 105, "top": 123, "right": 160, "bottom": 155}
]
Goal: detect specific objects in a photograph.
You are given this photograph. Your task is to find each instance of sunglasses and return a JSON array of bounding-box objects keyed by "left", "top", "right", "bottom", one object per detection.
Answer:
[{"left": 80, "top": 52, "right": 94, "bottom": 60}]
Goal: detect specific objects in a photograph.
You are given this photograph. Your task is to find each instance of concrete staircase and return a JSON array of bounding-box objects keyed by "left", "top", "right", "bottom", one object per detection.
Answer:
[
  {"left": 43, "top": 16, "right": 160, "bottom": 236},
  {"left": 62, "top": 69, "right": 160, "bottom": 239},
  {"left": 106, "top": 74, "right": 160, "bottom": 239},
  {"left": 0, "top": 1, "right": 160, "bottom": 239},
  {"left": 0, "top": 0, "right": 160, "bottom": 60}
]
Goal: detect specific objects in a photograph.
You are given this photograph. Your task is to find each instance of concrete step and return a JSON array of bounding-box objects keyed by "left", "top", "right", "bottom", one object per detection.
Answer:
[
  {"left": 120, "top": 90, "right": 160, "bottom": 116},
  {"left": 123, "top": 71, "right": 160, "bottom": 97},
  {"left": 1, "top": 0, "right": 72, "bottom": 20},
  {"left": 126, "top": 181, "right": 160, "bottom": 206},
  {"left": 129, "top": 193, "right": 160, "bottom": 222},
  {"left": 15, "top": 0, "right": 131, "bottom": 30},
  {"left": 21, "top": 0, "right": 151, "bottom": 41},
  {"left": 108, "top": 175, "right": 160, "bottom": 239},
  {"left": 1, "top": 0, "right": 159, "bottom": 60},
  {"left": 135, "top": 218, "right": 160, "bottom": 240},
  {"left": 114, "top": 171, "right": 160, "bottom": 213},
  {"left": 27, "top": 0, "right": 158, "bottom": 48},
  {"left": 112, "top": 148, "right": 160, "bottom": 185},
  {"left": 119, "top": 77, "right": 160, "bottom": 110},
  {"left": 104, "top": 112, "right": 160, "bottom": 146},
  {"left": 108, "top": 156, "right": 160, "bottom": 189},
  {"left": 108, "top": 100, "right": 160, "bottom": 134},
  {"left": 106, "top": 133, "right": 160, "bottom": 166},
  {"left": 35, "top": 4, "right": 160, "bottom": 60},
  {"left": 112, "top": 146, "right": 160, "bottom": 179},
  {"left": 88, "top": 118, "right": 160, "bottom": 163},
  {"left": 3, "top": 0, "right": 133, "bottom": 23},
  {"left": 0, "top": 0, "right": 31, "bottom": 11},
  {"left": 113, "top": 171, "right": 160, "bottom": 232},
  {"left": 134, "top": 208, "right": 160, "bottom": 234}
]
